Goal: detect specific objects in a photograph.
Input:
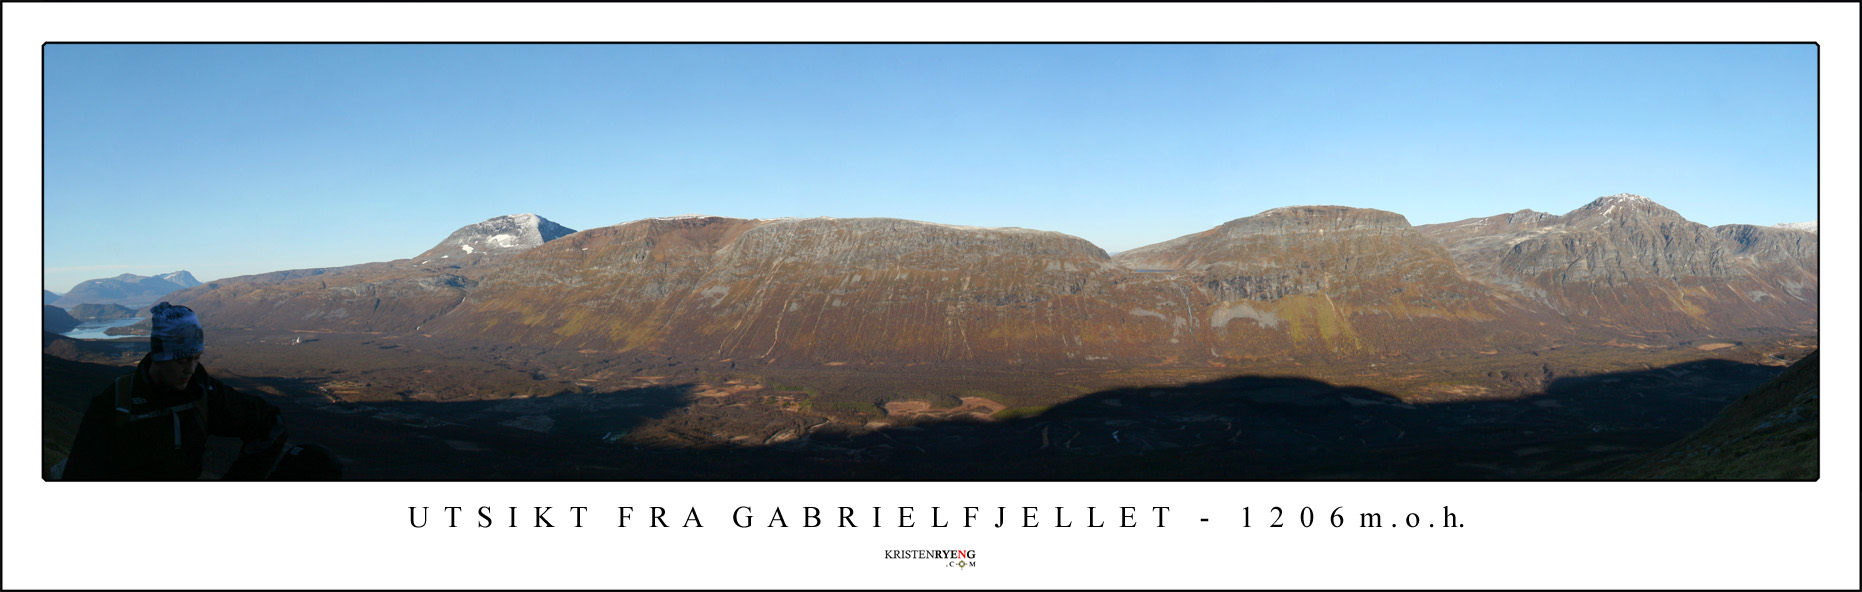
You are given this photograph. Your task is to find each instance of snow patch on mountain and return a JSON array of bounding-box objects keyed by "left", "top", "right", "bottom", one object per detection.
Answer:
[
  {"left": 158, "top": 270, "right": 202, "bottom": 288},
  {"left": 420, "top": 213, "right": 577, "bottom": 260},
  {"left": 1596, "top": 193, "right": 1651, "bottom": 203},
  {"left": 1774, "top": 221, "right": 1818, "bottom": 234}
]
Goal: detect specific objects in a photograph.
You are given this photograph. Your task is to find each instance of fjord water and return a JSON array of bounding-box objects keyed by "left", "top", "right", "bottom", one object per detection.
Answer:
[{"left": 61, "top": 318, "right": 142, "bottom": 340}]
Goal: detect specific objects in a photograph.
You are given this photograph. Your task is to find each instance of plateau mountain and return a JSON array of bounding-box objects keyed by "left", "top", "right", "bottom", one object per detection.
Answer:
[
  {"left": 1112, "top": 205, "right": 1540, "bottom": 356},
  {"left": 421, "top": 215, "right": 1145, "bottom": 364}
]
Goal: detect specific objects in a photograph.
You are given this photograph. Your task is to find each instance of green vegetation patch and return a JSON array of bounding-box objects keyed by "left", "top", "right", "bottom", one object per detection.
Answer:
[{"left": 822, "top": 400, "right": 882, "bottom": 415}]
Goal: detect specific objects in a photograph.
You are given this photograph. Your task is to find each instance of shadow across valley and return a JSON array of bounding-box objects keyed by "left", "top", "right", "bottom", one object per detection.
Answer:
[
  {"left": 800, "top": 357, "right": 1783, "bottom": 480},
  {"left": 43, "top": 343, "right": 1794, "bottom": 480},
  {"left": 231, "top": 377, "right": 703, "bottom": 480}
]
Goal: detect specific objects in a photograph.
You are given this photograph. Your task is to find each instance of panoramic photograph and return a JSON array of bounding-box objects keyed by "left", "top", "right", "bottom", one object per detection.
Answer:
[{"left": 41, "top": 43, "right": 1818, "bottom": 481}]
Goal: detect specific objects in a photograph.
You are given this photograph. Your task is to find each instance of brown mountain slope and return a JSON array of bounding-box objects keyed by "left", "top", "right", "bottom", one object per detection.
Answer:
[
  {"left": 168, "top": 215, "right": 576, "bottom": 333},
  {"left": 1416, "top": 194, "right": 1818, "bottom": 342},
  {"left": 166, "top": 261, "right": 477, "bottom": 333},
  {"left": 421, "top": 216, "right": 1166, "bottom": 365},
  {"left": 429, "top": 207, "right": 1562, "bottom": 366},
  {"left": 170, "top": 195, "right": 1816, "bottom": 370},
  {"left": 1113, "top": 206, "right": 1551, "bottom": 357}
]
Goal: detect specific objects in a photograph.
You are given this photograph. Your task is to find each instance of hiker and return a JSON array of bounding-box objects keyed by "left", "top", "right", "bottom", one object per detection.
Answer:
[{"left": 59, "top": 302, "right": 335, "bottom": 480}]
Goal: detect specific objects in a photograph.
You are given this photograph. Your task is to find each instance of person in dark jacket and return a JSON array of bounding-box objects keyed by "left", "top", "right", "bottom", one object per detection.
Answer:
[{"left": 60, "top": 302, "right": 291, "bottom": 480}]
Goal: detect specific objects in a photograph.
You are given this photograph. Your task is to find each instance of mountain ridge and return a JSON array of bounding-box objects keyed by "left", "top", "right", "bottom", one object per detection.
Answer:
[
  {"left": 163, "top": 194, "right": 1816, "bottom": 368},
  {"left": 53, "top": 270, "right": 203, "bottom": 308}
]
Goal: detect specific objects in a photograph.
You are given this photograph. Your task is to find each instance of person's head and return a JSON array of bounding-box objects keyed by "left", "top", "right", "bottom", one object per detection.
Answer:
[{"left": 148, "top": 302, "right": 204, "bottom": 390}]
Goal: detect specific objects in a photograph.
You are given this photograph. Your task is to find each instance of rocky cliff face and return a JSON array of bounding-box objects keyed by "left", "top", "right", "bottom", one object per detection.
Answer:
[
  {"left": 1417, "top": 194, "right": 1818, "bottom": 339},
  {"left": 1117, "top": 206, "right": 1487, "bottom": 304},
  {"left": 1112, "top": 206, "right": 1540, "bottom": 358}
]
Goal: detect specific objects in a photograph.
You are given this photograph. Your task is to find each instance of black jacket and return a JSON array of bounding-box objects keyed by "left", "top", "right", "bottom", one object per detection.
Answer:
[{"left": 62, "top": 355, "right": 288, "bottom": 480}]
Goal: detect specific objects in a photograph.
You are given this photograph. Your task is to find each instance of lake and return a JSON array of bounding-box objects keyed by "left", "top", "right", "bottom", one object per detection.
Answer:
[{"left": 62, "top": 318, "right": 144, "bottom": 340}]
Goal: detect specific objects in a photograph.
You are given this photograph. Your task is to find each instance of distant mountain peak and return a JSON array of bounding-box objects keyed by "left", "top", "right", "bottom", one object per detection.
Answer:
[
  {"left": 159, "top": 270, "right": 202, "bottom": 288},
  {"left": 418, "top": 213, "right": 577, "bottom": 260},
  {"left": 1571, "top": 193, "right": 1679, "bottom": 220},
  {"left": 1582, "top": 193, "right": 1660, "bottom": 209},
  {"left": 1598, "top": 193, "right": 1651, "bottom": 202},
  {"left": 54, "top": 271, "right": 199, "bottom": 307}
]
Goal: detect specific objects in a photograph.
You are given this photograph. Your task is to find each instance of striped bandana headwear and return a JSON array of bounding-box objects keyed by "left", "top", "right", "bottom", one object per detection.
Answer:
[{"left": 148, "top": 302, "right": 204, "bottom": 362}]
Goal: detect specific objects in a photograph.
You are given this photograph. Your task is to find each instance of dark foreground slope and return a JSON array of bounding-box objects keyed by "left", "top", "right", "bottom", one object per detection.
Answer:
[{"left": 1601, "top": 350, "right": 1818, "bottom": 479}]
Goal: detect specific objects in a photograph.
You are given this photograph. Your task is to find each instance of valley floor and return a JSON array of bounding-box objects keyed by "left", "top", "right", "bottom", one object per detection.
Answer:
[{"left": 41, "top": 329, "right": 1818, "bottom": 480}]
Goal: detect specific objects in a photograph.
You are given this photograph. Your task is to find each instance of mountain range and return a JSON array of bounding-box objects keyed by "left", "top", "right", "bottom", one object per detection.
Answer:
[
  {"left": 52, "top": 271, "right": 201, "bottom": 308},
  {"left": 162, "top": 195, "right": 1817, "bottom": 367}
]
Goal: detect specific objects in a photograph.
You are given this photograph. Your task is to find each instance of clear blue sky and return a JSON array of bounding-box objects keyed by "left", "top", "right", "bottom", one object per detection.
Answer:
[{"left": 42, "top": 43, "right": 1818, "bottom": 293}]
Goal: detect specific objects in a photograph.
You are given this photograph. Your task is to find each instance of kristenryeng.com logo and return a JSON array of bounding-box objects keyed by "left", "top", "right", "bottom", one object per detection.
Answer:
[{"left": 884, "top": 549, "right": 977, "bottom": 569}]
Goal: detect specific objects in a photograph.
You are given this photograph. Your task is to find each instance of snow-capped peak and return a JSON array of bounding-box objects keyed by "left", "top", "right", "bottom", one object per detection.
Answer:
[
  {"left": 1597, "top": 193, "right": 1651, "bottom": 203},
  {"left": 157, "top": 270, "right": 202, "bottom": 287},
  {"left": 419, "top": 213, "right": 577, "bottom": 259},
  {"left": 1575, "top": 193, "right": 1676, "bottom": 219}
]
